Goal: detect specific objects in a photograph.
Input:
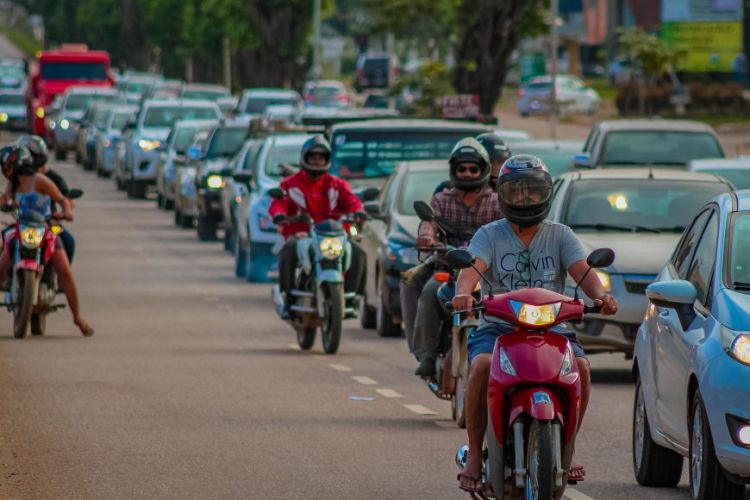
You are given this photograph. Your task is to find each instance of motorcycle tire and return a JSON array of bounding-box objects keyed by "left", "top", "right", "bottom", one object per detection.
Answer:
[
  {"left": 321, "top": 282, "right": 344, "bottom": 354},
  {"left": 297, "top": 327, "right": 316, "bottom": 350},
  {"left": 31, "top": 313, "right": 46, "bottom": 336},
  {"left": 525, "top": 419, "right": 554, "bottom": 500},
  {"left": 13, "top": 270, "right": 37, "bottom": 339},
  {"left": 453, "top": 356, "right": 468, "bottom": 429}
]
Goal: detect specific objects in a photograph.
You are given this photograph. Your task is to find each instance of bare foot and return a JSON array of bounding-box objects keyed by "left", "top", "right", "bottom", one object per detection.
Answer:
[{"left": 75, "top": 317, "right": 94, "bottom": 337}]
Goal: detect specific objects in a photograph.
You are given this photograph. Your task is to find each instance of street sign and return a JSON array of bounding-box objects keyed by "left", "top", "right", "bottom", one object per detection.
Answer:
[{"left": 442, "top": 94, "right": 479, "bottom": 119}]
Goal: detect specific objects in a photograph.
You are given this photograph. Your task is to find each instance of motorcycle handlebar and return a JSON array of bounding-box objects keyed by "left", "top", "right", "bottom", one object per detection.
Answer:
[{"left": 584, "top": 304, "right": 602, "bottom": 314}]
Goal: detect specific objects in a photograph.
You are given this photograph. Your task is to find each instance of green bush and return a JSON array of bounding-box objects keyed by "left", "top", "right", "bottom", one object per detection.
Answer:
[{"left": 0, "top": 26, "right": 40, "bottom": 58}]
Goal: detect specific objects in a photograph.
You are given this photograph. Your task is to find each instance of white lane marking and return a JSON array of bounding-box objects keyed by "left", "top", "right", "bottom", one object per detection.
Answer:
[
  {"left": 375, "top": 388, "right": 404, "bottom": 398},
  {"left": 329, "top": 364, "right": 352, "bottom": 372},
  {"left": 565, "top": 489, "right": 595, "bottom": 500},
  {"left": 352, "top": 376, "right": 377, "bottom": 385},
  {"left": 434, "top": 420, "right": 458, "bottom": 429},
  {"left": 288, "top": 343, "right": 300, "bottom": 350},
  {"left": 404, "top": 404, "right": 437, "bottom": 416}
]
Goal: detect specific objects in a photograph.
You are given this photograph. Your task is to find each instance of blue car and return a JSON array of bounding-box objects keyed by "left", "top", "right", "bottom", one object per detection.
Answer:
[{"left": 632, "top": 190, "right": 750, "bottom": 499}]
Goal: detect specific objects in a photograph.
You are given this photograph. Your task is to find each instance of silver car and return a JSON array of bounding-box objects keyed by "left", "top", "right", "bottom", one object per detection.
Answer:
[
  {"left": 518, "top": 75, "right": 600, "bottom": 117},
  {"left": 95, "top": 105, "right": 138, "bottom": 178},
  {"left": 0, "top": 89, "right": 26, "bottom": 130},
  {"left": 235, "top": 88, "right": 302, "bottom": 122},
  {"left": 174, "top": 129, "right": 213, "bottom": 228},
  {"left": 548, "top": 168, "right": 732, "bottom": 355},
  {"left": 120, "top": 98, "right": 221, "bottom": 199}
]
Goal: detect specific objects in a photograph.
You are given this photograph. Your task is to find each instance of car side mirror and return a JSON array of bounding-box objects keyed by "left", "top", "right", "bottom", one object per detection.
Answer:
[
  {"left": 68, "top": 188, "right": 84, "bottom": 199},
  {"left": 233, "top": 172, "right": 252, "bottom": 186},
  {"left": 360, "top": 187, "right": 381, "bottom": 202},
  {"left": 646, "top": 280, "right": 697, "bottom": 330},
  {"left": 413, "top": 201, "right": 434, "bottom": 222},
  {"left": 446, "top": 249, "right": 476, "bottom": 270},
  {"left": 220, "top": 167, "right": 233, "bottom": 177},
  {"left": 586, "top": 248, "right": 615, "bottom": 269},
  {"left": 572, "top": 153, "right": 592, "bottom": 169},
  {"left": 267, "top": 187, "right": 285, "bottom": 199},
  {"left": 187, "top": 146, "right": 202, "bottom": 161},
  {"left": 363, "top": 201, "right": 384, "bottom": 220}
]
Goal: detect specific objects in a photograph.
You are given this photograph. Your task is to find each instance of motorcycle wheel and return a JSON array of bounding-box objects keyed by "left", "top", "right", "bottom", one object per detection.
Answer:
[
  {"left": 13, "top": 270, "right": 37, "bottom": 339},
  {"left": 297, "top": 327, "right": 316, "bottom": 350},
  {"left": 525, "top": 419, "right": 554, "bottom": 500},
  {"left": 485, "top": 416, "right": 504, "bottom": 500},
  {"left": 453, "top": 355, "right": 468, "bottom": 428},
  {"left": 321, "top": 282, "right": 344, "bottom": 354},
  {"left": 31, "top": 313, "right": 46, "bottom": 336}
]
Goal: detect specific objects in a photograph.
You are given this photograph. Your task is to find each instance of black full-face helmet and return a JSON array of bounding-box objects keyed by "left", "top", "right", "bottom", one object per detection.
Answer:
[
  {"left": 16, "top": 134, "right": 48, "bottom": 169},
  {"left": 496, "top": 154, "right": 553, "bottom": 228},
  {"left": 300, "top": 135, "right": 332, "bottom": 174},
  {"left": 476, "top": 133, "right": 511, "bottom": 167},
  {"left": 0, "top": 145, "right": 34, "bottom": 179},
  {"left": 448, "top": 138, "right": 491, "bottom": 191}
]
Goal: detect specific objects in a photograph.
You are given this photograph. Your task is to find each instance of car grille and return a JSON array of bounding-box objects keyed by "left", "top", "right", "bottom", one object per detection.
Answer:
[{"left": 623, "top": 274, "right": 656, "bottom": 295}]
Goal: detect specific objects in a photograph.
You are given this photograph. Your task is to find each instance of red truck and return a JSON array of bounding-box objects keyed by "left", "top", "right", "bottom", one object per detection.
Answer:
[{"left": 25, "top": 44, "right": 115, "bottom": 135}]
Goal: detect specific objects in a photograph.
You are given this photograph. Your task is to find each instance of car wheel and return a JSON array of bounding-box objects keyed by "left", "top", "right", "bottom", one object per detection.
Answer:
[
  {"left": 376, "top": 293, "right": 402, "bottom": 338},
  {"left": 131, "top": 180, "right": 147, "bottom": 199},
  {"left": 157, "top": 192, "right": 165, "bottom": 209},
  {"left": 632, "top": 378, "right": 683, "bottom": 487},
  {"left": 234, "top": 236, "right": 248, "bottom": 278},
  {"left": 689, "top": 391, "right": 745, "bottom": 500},
  {"left": 174, "top": 208, "right": 182, "bottom": 227},
  {"left": 196, "top": 213, "right": 217, "bottom": 241},
  {"left": 224, "top": 227, "right": 234, "bottom": 253},
  {"left": 359, "top": 292, "right": 377, "bottom": 329},
  {"left": 54, "top": 148, "right": 65, "bottom": 161},
  {"left": 164, "top": 197, "right": 174, "bottom": 210},
  {"left": 246, "top": 241, "right": 271, "bottom": 283}
]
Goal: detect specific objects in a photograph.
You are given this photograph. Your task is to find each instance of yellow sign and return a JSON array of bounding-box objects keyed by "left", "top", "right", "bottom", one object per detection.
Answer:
[{"left": 661, "top": 21, "right": 742, "bottom": 72}]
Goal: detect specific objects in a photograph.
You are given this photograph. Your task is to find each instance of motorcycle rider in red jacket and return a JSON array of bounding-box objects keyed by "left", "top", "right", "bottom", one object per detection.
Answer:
[{"left": 268, "top": 135, "right": 367, "bottom": 318}]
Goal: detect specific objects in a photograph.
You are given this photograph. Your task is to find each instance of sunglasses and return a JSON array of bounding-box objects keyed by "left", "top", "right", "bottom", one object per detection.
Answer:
[{"left": 456, "top": 165, "right": 481, "bottom": 175}]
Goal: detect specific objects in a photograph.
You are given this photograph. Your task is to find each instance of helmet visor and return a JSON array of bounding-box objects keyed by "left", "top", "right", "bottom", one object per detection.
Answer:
[{"left": 499, "top": 177, "right": 552, "bottom": 206}]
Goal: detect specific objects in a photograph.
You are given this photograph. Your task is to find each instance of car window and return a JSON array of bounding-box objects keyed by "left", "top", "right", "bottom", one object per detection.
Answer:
[
  {"left": 264, "top": 142, "right": 306, "bottom": 178},
  {"left": 697, "top": 168, "right": 750, "bottom": 190},
  {"left": 582, "top": 127, "right": 599, "bottom": 153},
  {"left": 143, "top": 106, "right": 219, "bottom": 127},
  {"left": 727, "top": 211, "right": 750, "bottom": 287},
  {"left": 672, "top": 209, "right": 712, "bottom": 279},
  {"left": 380, "top": 173, "right": 399, "bottom": 213},
  {"left": 205, "top": 128, "right": 247, "bottom": 159},
  {"left": 600, "top": 131, "right": 724, "bottom": 166},
  {"left": 398, "top": 170, "right": 450, "bottom": 215},
  {"left": 686, "top": 212, "right": 718, "bottom": 306},
  {"left": 240, "top": 142, "right": 262, "bottom": 172}
]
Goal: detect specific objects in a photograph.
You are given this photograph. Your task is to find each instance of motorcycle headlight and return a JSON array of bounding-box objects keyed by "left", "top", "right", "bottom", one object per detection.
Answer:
[
  {"left": 138, "top": 139, "right": 161, "bottom": 151},
  {"left": 510, "top": 301, "right": 560, "bottom": 327},
  {"left": 20, "top": 226, "right": 44, "bottom": 248},
  {"left": 206, "top": 174, "right": 223, "bottom": 189},
  {"left": 319, "top": 237, "right": 344, "bottom": 259},
  {"left": 0, "top": 113, "right": 7, "bottom": 123},
  {"left": 348, "top": 225, "right": 358, "bottom": 237}
]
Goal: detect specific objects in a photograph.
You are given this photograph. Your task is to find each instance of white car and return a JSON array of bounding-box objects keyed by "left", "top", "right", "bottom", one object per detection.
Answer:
[{"left": 517, "top": 75, "right": 600, "bottom": 117}]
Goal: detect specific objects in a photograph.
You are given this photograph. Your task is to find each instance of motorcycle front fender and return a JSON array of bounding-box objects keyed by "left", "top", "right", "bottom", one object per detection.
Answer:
[
  {"left": 508, "top": 387, "right": 563, "bottom": 424},
  {"left": 315, "top": 272, "right": 344, "bottom": 317},
  {"left": 15, "top": 258, "right": 40, "bottom": 271}
]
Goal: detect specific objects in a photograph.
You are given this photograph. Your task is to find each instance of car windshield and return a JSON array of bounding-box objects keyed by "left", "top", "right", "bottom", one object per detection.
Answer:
[
  {"left": 110, "top": 111, "right": 132, "bottom": 130},
  {"left": 696, "top": 168, "right": 750, "bottom": 190},
  {"left": 525, "top": 81, "right": 552, "bottom": 91},
  {"left": 125, "top": 81, "right": 151, "bottom": 95},
  {"left": 172, "top": 126, "right": 210, "bottom": 153},
  {"left": 264, "top": 143, "right": 305, "bottom": 178},
  {"left": 205, "top": 128, "right": 247, "bottom": 159},
  {"left": 601, "top": 131, "right": 724, "bottom": 166},
  {"left": 183, "top": 90, "right": 226, "bottom": 101},
  {"left": 66, "top": 93, "right": 116, "bottom": 111},
  {"left": 309, "top": 86, "right": 342, "bottom": 99},
  {"left": 728, "top": 212, "right": 750, "bottom": 288},
  {"left": 509, "top": 144, "right": 580, "bottom": 177},
  {"left": 331, "top": 130, "right": 482, "bottom": 179},
  {"left": 0, "top": 93, "right": 23, "bottom": 104},
  {"left": 143, "top": 106, "right": 218, "bottom": 127},
  {"left": 563, "top": 179, "right": 730, "bottom": 232},
  {"left": 93, "top": 108, "right": 113, "bottom": 128},
  {"left": 245, "top": 97, "right": 297, "bottom": 114},
  {"left": 40, "top": 62, "right": 107, "bottom": 81},
  {"left": 398, "top": 170, "right": 450, "bottom": 215}
]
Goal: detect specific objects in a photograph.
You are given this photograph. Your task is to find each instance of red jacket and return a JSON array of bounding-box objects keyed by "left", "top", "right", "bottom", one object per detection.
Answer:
[{"left": 268, "top": 170, "right": 364, "bottom": 239}]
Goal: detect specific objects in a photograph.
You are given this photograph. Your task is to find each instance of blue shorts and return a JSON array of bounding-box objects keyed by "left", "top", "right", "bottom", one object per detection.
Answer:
[{"left": 467, "top": 322, "right": 587, "bottom": 362}]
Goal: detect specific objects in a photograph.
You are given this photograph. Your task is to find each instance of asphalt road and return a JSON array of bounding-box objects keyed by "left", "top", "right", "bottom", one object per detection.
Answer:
[{"left": 2, "top": 143, "right": 747, "bottom": 500}]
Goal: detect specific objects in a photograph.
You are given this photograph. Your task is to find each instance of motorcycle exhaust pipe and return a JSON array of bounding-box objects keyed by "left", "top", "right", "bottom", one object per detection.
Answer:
[{"left": 455, "top": 445, "right": 469, "bottom": 470}]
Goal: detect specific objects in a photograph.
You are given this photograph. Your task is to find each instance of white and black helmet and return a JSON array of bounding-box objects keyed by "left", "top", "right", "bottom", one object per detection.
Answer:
[
  {"left": 300, "top": 135, "right": 332, "bottom": 173},
  {"left": 448, "top": 138, "right": 491, "bottom": 191}
]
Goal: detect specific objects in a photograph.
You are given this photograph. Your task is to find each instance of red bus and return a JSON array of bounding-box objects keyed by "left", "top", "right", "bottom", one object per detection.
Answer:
[{"left": 25, "top": 44, "right": 115, "bottom": 134}]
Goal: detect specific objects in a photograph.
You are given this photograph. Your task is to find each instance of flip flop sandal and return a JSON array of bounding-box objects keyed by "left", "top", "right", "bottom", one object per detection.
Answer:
[
  {"left": 567, "top": 465, "right": 586, "bottom": 485},
  {"left": 457, "top": 473, "right": 488, "bottom": 499}
]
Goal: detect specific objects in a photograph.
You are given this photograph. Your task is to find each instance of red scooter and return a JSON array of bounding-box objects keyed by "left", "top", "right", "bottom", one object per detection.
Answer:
[{"left": 449, "top": 247, "right": 614, "bottom": 500}]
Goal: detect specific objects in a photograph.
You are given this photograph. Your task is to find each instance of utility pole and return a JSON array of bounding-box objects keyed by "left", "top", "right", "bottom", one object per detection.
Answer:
[
  {"left": 312, "top": 0, "right": 322, "bottom": 82},
  {"left": 550, "top": 0, "right": 559, "bottom": 141},
  {"left": 223, "top": 36, "right": 231, "bottom": 89}
]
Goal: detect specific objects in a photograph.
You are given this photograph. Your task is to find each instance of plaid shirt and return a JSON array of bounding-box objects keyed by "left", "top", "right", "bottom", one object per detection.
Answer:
[{"left": 418, "top": 185, "right": 502, "bottom": 242}]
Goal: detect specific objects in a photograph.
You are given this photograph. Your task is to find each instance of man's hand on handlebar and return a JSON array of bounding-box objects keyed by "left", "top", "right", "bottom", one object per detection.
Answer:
[
  {"left": 593, "top": 294, "right": 618, "bottom": 316},
  {"left": 452, "top": 293, "right": 476, "bottom": 315},
  {"left": 415, "top": 235, "right": 436, "bottom": 248},
  {"left": 272, "top": 213, "right": 289, "bottom": 225}
]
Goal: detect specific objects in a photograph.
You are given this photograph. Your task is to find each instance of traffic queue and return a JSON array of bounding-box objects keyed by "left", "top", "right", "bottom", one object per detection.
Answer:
[{"left": 0, "top": 47, "right": 748, "bottom": 500}]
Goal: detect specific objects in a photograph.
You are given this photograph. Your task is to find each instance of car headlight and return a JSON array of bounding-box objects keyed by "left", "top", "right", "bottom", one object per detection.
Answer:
[
  {"left": 730, "top": 334, "right": 750, "bottom": 366},
  {"left": 138, "top": 139, "right": 161, "bottom": 151},
  {"left": 60, "top": 118, "right": 70, "bottom": 130},
  {"left": 559, "top": 346, "right": 574, "bottom": 376},
  {"left": 319, "top": 237, "right": 344, "bottom": 259},
  {"left": 596, "top": 270, "right": 611, "bottom": 292},
  {"left": 48, "top": 120, "right": 56, "bottom": 130},
  {"left": 0, "top": 113, "right": 7, "bottom": 123},
  {"left": 498, "top": 346, "right": 517, "bottom": 376},
  {"left": 35, "top": 106, "right": 45, "bottom": 119},
  {"left": 206, "top": 175, "right": 223, "bottom": 189},
  {"left": 511, "top": 301, "right": 560, "bottom": 327},
  {"left": 20, "top": 226, "right": 44, "bottom": 248}
]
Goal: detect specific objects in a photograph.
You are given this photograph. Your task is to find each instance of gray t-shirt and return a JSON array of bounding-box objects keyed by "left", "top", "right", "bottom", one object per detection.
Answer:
[{"left": 468, "top": 219, "right": 587, "bottom": 325}]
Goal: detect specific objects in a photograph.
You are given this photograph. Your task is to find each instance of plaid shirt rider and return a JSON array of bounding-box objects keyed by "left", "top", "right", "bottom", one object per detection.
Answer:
[{"left": 417, "top": 184, "right": 503, "bottom": 243}]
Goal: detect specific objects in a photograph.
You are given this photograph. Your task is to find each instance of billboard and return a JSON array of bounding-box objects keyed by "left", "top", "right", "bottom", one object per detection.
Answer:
[
  {"left": 661, "top": 21, "right": 743, "bottom": 72},
  {"left": 662, "top": 0, "right": 742, "bottom": 22}
]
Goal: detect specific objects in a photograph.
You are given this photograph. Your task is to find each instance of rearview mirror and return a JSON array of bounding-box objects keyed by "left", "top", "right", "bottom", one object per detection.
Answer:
[
  {"left": 446, "top": 249, "right": 475, "bottom": 270},
  {"left": 586, "top": 248, "right": 614, "bottom": 269},
  {"left": 67, "top": 188, "right": 84, "bottom": 199},
  {"left": 360, "top": 187, "right": 381, "bottom": 202},
  {"left": 571, "top": 153, "right": 592, "bottom": 169},
  {"left": 267, "top": 187, "right": 285, "bottom": 199},
  {"left": 363, "top": 201, "right": 383, "bottom": 220},
  {"left": 413, "top": 201, "right": 434, "bottom": 222},
  {"left": 646, "top": 280, "right": 697, "bottom": 329},
  {"left": 187, "top": 145, "right": 202, "bottom": 161},
  {"left": 233, "top": 172, "right": 253, "bottom": 185}
]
